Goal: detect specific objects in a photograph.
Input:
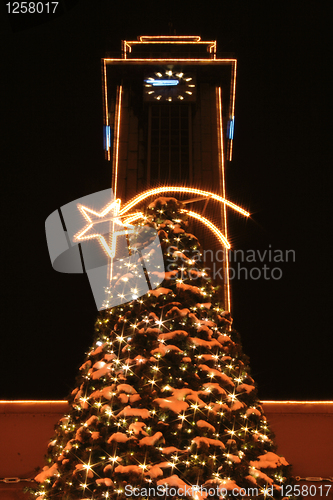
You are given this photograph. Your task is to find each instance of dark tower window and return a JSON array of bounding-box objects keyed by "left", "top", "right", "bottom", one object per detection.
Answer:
[{"left": 148, "top": 104, "right": 191, "bottom": 183}]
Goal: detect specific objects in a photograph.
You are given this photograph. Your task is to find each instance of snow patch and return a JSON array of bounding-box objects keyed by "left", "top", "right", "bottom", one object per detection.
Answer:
[
  {"left": 117, "top": 406, "right": 151, "bottom": 419},
  {"left": 198, "top": 364, "right": 234, "bottom": 386},
  {"left": 148, "top": 197, "right": 178, "bottom": 208},
  {"left": 246, "top": 407, "right": 262, "bottom": 417},
  {"left": 162, "top": 446, "right": 186, "bottom": 455},
  {"left": 166, "top": 306, "right": 190, "bottom": 318},
  {"left": 129, "top": 422, "right": 148, "bottom": 436},
  {"left": 158, "top": 330, "right": 188, "bottom": 341},
  {"left": 139, "top": 431, "right": 164, "bottom": 447},
  {"left": 201, "top": 383, "right": 227, "bottom": 395},
  {"left": 114, "top": 465, "right": 142, "bottom": 475},
  {"left": 249, "top": 468, "right": 274, "bottom": 485},
  {"left": 91, "top": 363, "right": 112, "bottom": 380},
  {"left": 196, "top": 420, "right": 216, "bottom": 432},
  {"left": 145, "top": 465, "right": 163, "bottom": 479},
  {"left": 250, "top": 452, "right": 289, "bottom": 469},
  {"left": 189, "top": 337, "right": 221, "bottom": 349},
  {"left": 34, "top": 464, "right": 58, "bottom": 483},
  {"left": 107, "top": 432, "right": 129, "bottom": 444},
  {"left": 230, "top": 401, "right": 245, "bottom": 411},
  {"left": 96, "top": 478, "right": 114, "bottom": 487},
  {"left": 85, "top": 415, "right": 99, "bottom": 427},
  {"left": 148, "top": 287, "right": 173, "bottom": 297},
  {"left": 117, "top": 384, "right": 137, "bottom": 394},
  {"left": 236, "top": 383, "right": 256, "bottom": 394},
  {"left": 157, "top": 475, "right": 206, "bottom": 500},
  {"left": 192, "top": 436, "right": 225, "bottom": 449},
  {"left": 217, "top": 335, "right": 233, "bottom": 344},
  {"left": 204, "top": 478, "right": 241, "bottom": 492},
  {"left": 151, "top": 344, "right": 183, "bottom": 356},
  {"left": 154, "top": 397, "right": 189, "bottom": 414},
  {"left": 177, "top": 283, "right": 205, "bottom": 296}
]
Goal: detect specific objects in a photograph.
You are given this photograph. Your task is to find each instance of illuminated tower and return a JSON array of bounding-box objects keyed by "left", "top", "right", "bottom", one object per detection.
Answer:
[{"left": 102, "top": 36, "right": 237, "bottom": 311}]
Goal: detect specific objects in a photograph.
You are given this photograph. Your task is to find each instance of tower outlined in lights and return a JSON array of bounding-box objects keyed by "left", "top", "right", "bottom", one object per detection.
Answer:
[{"left": 102, "top": 36, "right": 237, "bottom": 311}]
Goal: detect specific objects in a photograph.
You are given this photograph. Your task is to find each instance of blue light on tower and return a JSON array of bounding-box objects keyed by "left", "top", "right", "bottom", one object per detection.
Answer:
[
  {"left": 145, "top": 79, "right": 179, "bottom": 86},
  {"left": 103, "top": 125, "right": 111, "bottom": 151},
  {"left": 227, "top": 117, "right": 235, "bottom": 140}
]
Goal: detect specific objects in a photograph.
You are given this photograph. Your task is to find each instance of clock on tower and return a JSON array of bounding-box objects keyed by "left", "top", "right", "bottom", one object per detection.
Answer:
[{"left": 144, "top": 69, "right": 196, "bottom": 102}]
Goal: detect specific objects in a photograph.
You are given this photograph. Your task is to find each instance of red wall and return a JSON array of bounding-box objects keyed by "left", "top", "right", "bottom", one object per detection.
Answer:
[{"left": 1, "top": 401, "right": 332, "bottom": 499}]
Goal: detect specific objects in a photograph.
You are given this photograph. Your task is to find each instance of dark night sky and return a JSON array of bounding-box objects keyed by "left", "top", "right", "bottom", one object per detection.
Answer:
[{"left": 1, "top": 1, "right": 331, "bottom": 401}]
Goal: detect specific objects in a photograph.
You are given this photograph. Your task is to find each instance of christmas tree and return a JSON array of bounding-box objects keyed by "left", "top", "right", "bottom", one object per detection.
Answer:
[{"left": 30, "top": 197, "right": 295, "bottom": 500}]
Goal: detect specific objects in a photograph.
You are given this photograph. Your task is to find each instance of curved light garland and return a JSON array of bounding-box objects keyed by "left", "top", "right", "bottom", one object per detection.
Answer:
[
  {"left": 119, "top": 187, "right": 250, "bottom": 218},
  {"left": 185, "top": 210, "right": 230, "bottom": 249},
  {"left": 122, "top": 213, "right": 144, "bottom": 225},
  {"left": 122, "top": 210, "right": 230, "bottom": 250}
]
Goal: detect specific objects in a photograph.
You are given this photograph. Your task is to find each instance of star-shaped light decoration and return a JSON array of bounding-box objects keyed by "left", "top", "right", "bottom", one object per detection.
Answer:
[{"left": 73, "top": 198, "right": 134, "bottom": 259}]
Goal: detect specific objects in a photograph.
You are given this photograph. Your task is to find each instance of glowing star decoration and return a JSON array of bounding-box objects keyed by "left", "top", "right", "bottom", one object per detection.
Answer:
[
  {"left": 45, "top": 189, "right": 166, "bottom": 310},
  {"left": 73, "top": 198, "right": 132, "bottom": 259}
]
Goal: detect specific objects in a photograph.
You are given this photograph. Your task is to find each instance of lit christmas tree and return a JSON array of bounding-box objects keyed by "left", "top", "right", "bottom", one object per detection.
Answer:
[{"left": 30, "top": 197, "right": 295, "bottom": 500}]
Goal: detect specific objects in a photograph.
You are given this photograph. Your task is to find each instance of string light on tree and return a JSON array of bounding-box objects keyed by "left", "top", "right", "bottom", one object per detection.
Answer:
[{"left": 29, "top": 197, "right": 296, "bottom": 500}]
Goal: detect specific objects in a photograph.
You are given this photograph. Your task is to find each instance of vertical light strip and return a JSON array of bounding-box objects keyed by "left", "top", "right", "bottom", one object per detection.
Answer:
[
  {"left": 228, "top": 60, "right": 237, "bottom": 161},
  {"left": 147, "top": 106, "right": 152, "bottom": 185},
  {"left": 217, "top": 87, "right": 231, "bottom": 313},
  {"left": 112, "top": 85, "right": 122, "bottom": 200},
  {"left": 209, "top": 41, "right": 217, "bottom": 59},
  {"left": 103, "top": 60, "right": 110, "bottom": 161},
  {"left": 123, "top": 40, "right": 130, "bottom": 59},
  {"left": 188, "top": 105, "right": 193, "bottom": 183}
]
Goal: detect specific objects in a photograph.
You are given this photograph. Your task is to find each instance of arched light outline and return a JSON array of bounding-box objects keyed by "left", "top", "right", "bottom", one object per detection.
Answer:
[
  {"left": 119, "top": 187, "right": 249, "bottom": 218},
  {"left": 122, "top": 209, "right": 230, "bottom": 250}
]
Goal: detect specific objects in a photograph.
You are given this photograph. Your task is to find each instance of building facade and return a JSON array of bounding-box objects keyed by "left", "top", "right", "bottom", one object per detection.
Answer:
[{"left": 102, "top": 36, "right": 237, "bottom": 310}]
